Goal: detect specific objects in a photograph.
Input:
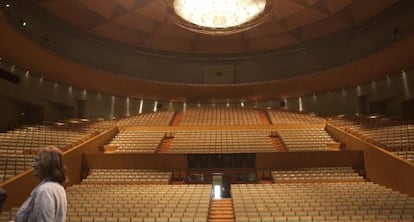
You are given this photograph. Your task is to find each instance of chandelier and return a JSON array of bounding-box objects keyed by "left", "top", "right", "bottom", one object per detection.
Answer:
[{"left": 162, "top": 0, "right": 273, "bottom": 35}]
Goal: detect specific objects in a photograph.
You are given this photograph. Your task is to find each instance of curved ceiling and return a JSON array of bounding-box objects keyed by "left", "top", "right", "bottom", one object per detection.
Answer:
[
  {"left": 33, "top": 0, "right": 399, "bottom": 54},
  {"left": 1, "top": 0, "right": 414, "bottom": 103}
]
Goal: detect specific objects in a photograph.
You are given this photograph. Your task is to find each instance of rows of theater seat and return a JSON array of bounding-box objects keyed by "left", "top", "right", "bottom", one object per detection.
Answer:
[
  {"left": 266, "top": 110, "right": 326, "bottom": 124},
  {"left": 231, "top": 167, "right": 414, "bottom": 221},
  {"left": 104, "top": 106, "right": 341, "bottom": 153},
  {"left": 168, "top": 130, "right": 275, "bottom": 153},
  {"left": 105, "top": 131, "right": 165, "bottom": 153},
  {"left": 394, "top": 150, "right": 414, "bottom": 162},
  {"left": 277, "top": 128, "right": 340, "bottom": 151},
  {"left": 178, "top": 108, "right": 328, "bottom": 126},
  {"left": 114, "top": 109, "right": 414, "bottom": 160},
  {"left": 87, "top": 119, "right": 118, "bottom": 130},
  {"left": 349, "top": 124, "right": 414, "bottom": 151},
  {"left": 0, "top": 184, "right": 211, "bottom": 222},
  {"left": 105, "top": 108, "right": 341, "bottom": 153},
  {"left": 0, "top": 120, "right": 113, "bottom": 182},
  {"left": 328, "top": 115, "right": 414, "bottom": 162},
  {"left": 117, "top": 111, "right": 175, "bottom": 126},
  {"left": 2, "top": 108, "right": 414, "bottom": 222},
  {"left": 0, "top": 125, "right": 88, "bottom": 150},
  {"left": 232, "top": 182, "right": 414, "bottom": 221},
  {"left": 271, "top": 167, "right": 364, "bottom": 183},
  {"left": 326, "top": 115, "right": 362, "bottom": 128},
  {"left": 103, "top": 128, "right": 342, "bottom": 153},
  {"left": 65, "top": 184, "right": 211, "bottom": 222},
  {"left": 0, "top": 153, "right": 32, "bottom": 182},
  {"left": 104, "top": 127, "right": 342, "bottom": 153},
  {"left": 82, "top": 169, "right": 172, "bottom": 184},
  {"left": 180, "top": 107, "right": 262, "bottom": 126},
  {"left": 3, "top": 166, "right": 413, "bottom": 222}
]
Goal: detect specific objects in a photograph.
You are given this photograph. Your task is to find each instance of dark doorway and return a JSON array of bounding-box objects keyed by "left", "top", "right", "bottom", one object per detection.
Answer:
[
  {"left": 401, "top": 99, "right": 414, "bottom": 119},
  {"left": 370, "top": 100, "right": 388, "bottom": 115},
  {"left": 19, "top": 104, "right": 43, "bottom": 125},
  {"left": 356, "top": 95, "right": 367, "bottom": 115},
  {"left": 76, "top": 99, "right": 86, "bottom": 119}
]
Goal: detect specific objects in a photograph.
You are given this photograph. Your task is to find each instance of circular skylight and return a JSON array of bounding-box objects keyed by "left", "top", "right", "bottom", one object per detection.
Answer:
[{"left": 173, "top": 0, "right": 267, "bottom": 29}]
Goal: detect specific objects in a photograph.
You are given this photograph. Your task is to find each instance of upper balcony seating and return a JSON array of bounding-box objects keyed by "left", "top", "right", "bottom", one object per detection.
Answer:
[
  {"left": 394, "top": 150, "right": 414, "bottom": 162},
  {"left": 328, "top": 115, "right": 414, "bottom": 161},
  {"left": 168, "top": 130, "right": 275, "bottom": 153},
  {"left": 277, "top": 128, "right": 340, "bottom": 151},
  {"left": 0, "top": 119, "right": 114, "bottom": 182},
  {"left": 117, "top": 111, "right": 175, "bottom": 127},
  {"left": 105, "top": 131, "right": 165, "bottom": 153},
  {"left": 180, "top": 107, "right": 262, "bottom": 126},
  {"left": 267, "top": 110, "right": 326, "bottom": 124}
]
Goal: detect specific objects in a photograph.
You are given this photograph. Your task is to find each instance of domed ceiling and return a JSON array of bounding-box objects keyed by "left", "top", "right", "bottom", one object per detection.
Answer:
[
  {"left": 34, "top": 0, "right": 398, "bottom": 54},
  {"left": 1, "top": 0, "right": 414, "bottom": 102}
]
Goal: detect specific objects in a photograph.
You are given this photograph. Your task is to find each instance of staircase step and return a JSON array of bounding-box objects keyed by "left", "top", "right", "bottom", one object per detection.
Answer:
[
  {"left": 211, "top": 204, "right": 232, "bottom": 206},
  {"left": 210, "top": 203, "right": 232, "bottom": 207},
  {"left": 210, "top": 208, "right": 233, "bottom": 211},
  {"left": 210, "top": 209, "right": 233, "bottom": 213},
  {"left": 212, "top": 200, "right": 232, "bottom": 203},
  {"left": 209, "top": 214, "right": 234, "bottom": 217},
  {"left": 209, "top": 215, "right": 235, "bottom": 219},
  {"left": 208, "top": 219, "right": 235, "bottom": 222},
  {"left": 258, "top": 110, "right": 271, "bottom": 125},
  {"left": 208, "top": 199, "right": 235, "bottom": 222},
  {"left": 157, "top": 137, "right": 174, "bottom": 153},
  {"left": 170, "top": 112, "right": 183, "bottom": 126}
]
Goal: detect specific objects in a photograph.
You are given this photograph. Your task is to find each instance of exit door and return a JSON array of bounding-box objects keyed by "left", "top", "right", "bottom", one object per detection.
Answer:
[{"left": 212, "top": 174, "right": 231, "bottom": 199}]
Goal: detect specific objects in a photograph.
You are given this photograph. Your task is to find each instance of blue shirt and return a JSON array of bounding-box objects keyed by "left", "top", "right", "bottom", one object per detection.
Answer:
[{"left": 15, "top": 180, "right": 67, "bottom": 222}]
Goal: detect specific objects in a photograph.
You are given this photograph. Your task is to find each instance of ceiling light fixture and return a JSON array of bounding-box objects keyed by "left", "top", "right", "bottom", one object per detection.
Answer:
[{"left": 162, "top": 0, "right": 273, "bottom": 35}]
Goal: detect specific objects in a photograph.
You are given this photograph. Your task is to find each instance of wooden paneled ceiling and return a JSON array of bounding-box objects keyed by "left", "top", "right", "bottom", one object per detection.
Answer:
[
  {"left": 1, "top": 0, "right": 413, "bottom": 103},
  {"left": 34, "top": 0, "right": 399, "bottom": 54}
]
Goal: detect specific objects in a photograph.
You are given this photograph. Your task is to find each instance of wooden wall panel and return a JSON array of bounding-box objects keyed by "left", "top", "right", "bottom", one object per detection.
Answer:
[
  {"left": 83, "top": 153, "right": 187, "bottom": 170},
  {"left": 256, "top": 151, "right": 364, "bottom": 169},
  {"left": 63, "top": 127, "right": 118, "bottom": 185},
  {"left": 0, "top": 170, "right": 37, "bottom": 211}
]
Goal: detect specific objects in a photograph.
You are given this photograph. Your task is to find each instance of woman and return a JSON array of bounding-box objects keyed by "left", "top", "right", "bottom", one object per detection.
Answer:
[{"left": 15, "top": 146, "right": 67, "bottom": 222}]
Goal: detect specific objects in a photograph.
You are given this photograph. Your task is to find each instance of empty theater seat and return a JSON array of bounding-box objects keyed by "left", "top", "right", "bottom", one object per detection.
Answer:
[
  {"left": 64, "top": 184, "right": 211, "bottom": 222},
  {"left": 168, "top": 129, "right": 275, "bottom": 153},
  {"left": 82, "top": 168, "right": 172, "bottom": 184},
  {"left": 271, "top": 167, "right": 364, "bottom": 183},
  {"left": 277, "top": 128, "right": 340, "bottom": 151},
  {"left": 180, "top": 107, "right": 262, "bottom": 126},
  {"left": 105, "top": 131, "right": 165, "bottom": 153},
  {"left": 117, "top": 111, "right": 175, "bottom": 127},
  {"left": 231, "top": 182, "right": 414, "bottom": 222}
]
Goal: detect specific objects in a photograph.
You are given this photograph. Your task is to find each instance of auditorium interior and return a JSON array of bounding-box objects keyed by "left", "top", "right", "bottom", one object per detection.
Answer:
[{"left": 1, "top": 0, "right": 414, "bottom": 221}]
